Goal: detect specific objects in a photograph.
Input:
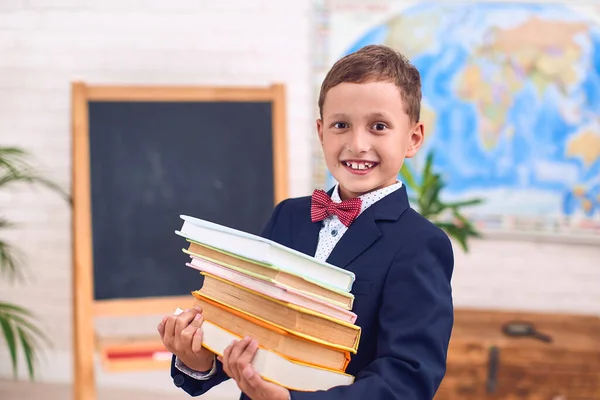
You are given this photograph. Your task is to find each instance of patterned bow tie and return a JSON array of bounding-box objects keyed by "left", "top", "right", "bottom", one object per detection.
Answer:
[{"left": 310, "top": 189, "right": 362, "bottom": 227}]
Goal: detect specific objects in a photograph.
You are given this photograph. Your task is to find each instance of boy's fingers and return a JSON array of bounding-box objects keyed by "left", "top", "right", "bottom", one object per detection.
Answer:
[
  {"left": 157, "top": 316, "right": 167, "bottom": 337},
  {"left": 242, "top": 364, "right": 260, "bottom": 389},
  {"left": 180, "top": 321, "right": 198, "bottom": 347},
  {"left": 235, "top": 339, "right": 258, "bottom": 378},
  {"left": 174, "top": 309, "right": 200, "bottom": 341},
  {"left": 222, "top": 341, "right": 235, "bottom": 378},
  {"left": 238, "top": 339, "right": 258, "bottom": 364},
  {"left": 180, "top": 313, "right": 203, "bottom": 350},
  {"left": 230, "top": 338, "right": 251, "bottom": 378},
  {"left": 163, "top": 316, "right": 178, "bottom": 346},
  {"left": 189, "top": 312, "right": 204, "bottom": 329},
  {"left": 229, "top": 339, "right": 247, "bottom": 367},
  {"left": 191, "top": 328, "right": 204, "bottom": 354}
]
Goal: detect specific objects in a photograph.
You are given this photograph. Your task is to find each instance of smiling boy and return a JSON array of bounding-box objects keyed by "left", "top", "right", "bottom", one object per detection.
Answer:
[{"left": 158, "top": 44, "right": 454, "bottom": 400}]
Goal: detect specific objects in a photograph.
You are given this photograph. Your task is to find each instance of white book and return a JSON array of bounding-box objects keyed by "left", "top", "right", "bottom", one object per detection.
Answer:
[
  {"left": 174, "top": 308, "right": 354, "bottom": 391},
  {"left": 175, "top": 215, "right": 355, "bottom": 292}
]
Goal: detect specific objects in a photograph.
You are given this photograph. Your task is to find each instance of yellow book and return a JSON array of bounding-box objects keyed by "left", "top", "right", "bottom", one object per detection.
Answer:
[
  {"left": 193, "top": 294, "right": 352, "bottom": 371},
  {"left": 174, "top": 308, "right": 355, "bottom": 392},
  {"left": 194, "top": 272, "right": 361, "bottom": 352}
]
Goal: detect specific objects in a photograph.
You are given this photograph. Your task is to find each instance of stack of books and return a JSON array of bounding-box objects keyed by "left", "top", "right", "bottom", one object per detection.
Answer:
[{"left": 174, "top": 214, "right": 360, "bottom": 392}]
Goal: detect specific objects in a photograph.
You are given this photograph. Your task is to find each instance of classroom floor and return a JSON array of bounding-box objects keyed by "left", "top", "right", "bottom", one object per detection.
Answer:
[{"left": 0, "top": 379, "right": 239, "bottom": 400}]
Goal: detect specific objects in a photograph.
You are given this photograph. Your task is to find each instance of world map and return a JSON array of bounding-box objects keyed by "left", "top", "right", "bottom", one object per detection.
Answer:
[{"left": 313, "top": 1, "right": 600, "bottom": 239}]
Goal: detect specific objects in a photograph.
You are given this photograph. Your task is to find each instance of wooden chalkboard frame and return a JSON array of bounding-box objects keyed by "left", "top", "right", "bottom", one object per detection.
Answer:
[{"left": 71, "top": 81, "right": 288, "bottom": 400}]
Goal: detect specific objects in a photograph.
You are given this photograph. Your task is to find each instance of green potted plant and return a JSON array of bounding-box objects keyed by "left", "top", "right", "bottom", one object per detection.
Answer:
[
  {"left": 400, "top": 151, "right": 484, "bottom": 252},
  {"left": 0, "top": 147, "right": 70, "bottom": 379}
]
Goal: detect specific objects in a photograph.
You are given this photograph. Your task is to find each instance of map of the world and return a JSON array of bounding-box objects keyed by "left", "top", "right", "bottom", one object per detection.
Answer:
[{"left": 313, "top": 1, "right": 600, "bottom": 240}]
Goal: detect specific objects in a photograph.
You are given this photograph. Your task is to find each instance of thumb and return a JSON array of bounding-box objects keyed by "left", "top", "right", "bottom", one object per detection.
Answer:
[
  {"left": 242, "top": 364, "right": 262, "bottom": 389},
  {"left": 191, "top": 327, "right": 204, "bottom": 354}
]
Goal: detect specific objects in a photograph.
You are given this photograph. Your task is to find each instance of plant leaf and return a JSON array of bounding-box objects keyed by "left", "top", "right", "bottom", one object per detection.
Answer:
[
  {"left": 5, "top": 314, "right": 48, "bottom": 344},
  {"left": 446, "top": 198, "right": 485, "bottom": 209},
  {"left": 0, "top": 145, "right": 63, "bottom": 381},
  {"left": 0, "top": 239, "right": 25, "bottom": 282},
  {"left": 0, "top": 302, "right": 34, "bottom": 313},
  {"left": 423, "top": 178, "right": 444, "bottom": 216},
  {"left": 17, "top": 327, "right": 36, "bottom": 380},
  {"left": 398, "top": 162, "right": 419, "bottom": 192},
  {"left": 0, "top": 303, "right": 50, "bottom": 343},
  {"left": 0, "top": 147, "right": 29, "bottom": 174},
  {"left": 0, "top": 146, "right": 71, "bottom": 203},
  {"left": 0, "top": 302, "right": 52, "bottom": 379},
  {"left": 0, "top": 171, "right": 70, "bottom": 203},
  {"left": 0, "top": 313, "right": 17, "bottom": 378},
  {"left": 436, "top": 222, "right": 470, "bottom": 252},
  {"left": 0, "top": 217, "right": 13, "bottom": 228},
  {"left": 423, "top": 151, "right": 434, "bottom": 183},
  {"left": 400, "top": 150, "right": 484, "bottom": 252}
]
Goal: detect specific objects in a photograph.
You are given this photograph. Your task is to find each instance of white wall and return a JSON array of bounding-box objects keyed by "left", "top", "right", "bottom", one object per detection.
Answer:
[{"left": 0, "top": 0, "right": 598, "bottom": 393}]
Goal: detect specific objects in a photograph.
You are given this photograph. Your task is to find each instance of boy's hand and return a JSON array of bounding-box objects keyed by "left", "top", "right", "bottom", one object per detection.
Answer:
[
  {"left": 219, "top": 337, "right": 290, "bottom": 400},
  {"left": 157, "top": 307, "right": 214, "bottom": 372}
]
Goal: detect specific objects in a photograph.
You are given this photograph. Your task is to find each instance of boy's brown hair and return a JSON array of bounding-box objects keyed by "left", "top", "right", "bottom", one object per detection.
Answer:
[{"left": 318, "top": 44, "right": 421, "bottom": 123}]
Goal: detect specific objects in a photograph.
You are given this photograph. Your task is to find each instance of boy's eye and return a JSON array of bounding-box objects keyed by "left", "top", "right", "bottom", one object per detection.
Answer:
[
  {"left": 372, "top": 123, "right": 387, "bottom": 131},
  {"left": 333, "top": 122, "right": 348, "bottom": 129}
]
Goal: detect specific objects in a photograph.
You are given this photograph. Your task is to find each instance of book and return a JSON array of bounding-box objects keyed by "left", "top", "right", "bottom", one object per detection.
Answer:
[
  {"left": 175, "top": 215, "right": 355, "bottom": 292},
  {"left": 172, "top": 214, "right": 362, "bottom": 387},
  {"left": 193, "top": 272, "right": 361, "bottom": 352},
  {"left": 174, "top": 308, "right": 355, "bottom": 391},
  {"left": 186, "top": 255, "right": 357, "bottom": 323},
  {"left": 184, "top": 240, "right": 354, "bottom": 310},
  {"left": 192, "top": 295, "right": 351, "bottom": 371}
]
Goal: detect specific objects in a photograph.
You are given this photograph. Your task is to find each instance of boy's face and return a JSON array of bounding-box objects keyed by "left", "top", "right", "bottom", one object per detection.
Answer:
[{"left": 317, "top": 80, "right": 424, "bottom": 200}]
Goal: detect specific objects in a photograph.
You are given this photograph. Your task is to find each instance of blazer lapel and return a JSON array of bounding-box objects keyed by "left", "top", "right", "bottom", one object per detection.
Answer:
[
  {"left": 326, "top": 185, "right": 410, "bottom": 269},
  {"left": 325, "top": 206, "right": 380, "bottom": 269},
  {"left": 294, "top": 215, "right": 321, "bottom": 258}
]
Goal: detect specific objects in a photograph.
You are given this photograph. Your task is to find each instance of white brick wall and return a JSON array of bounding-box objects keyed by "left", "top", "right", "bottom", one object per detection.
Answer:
[{"left": 0, "top": 0, "right": 598, "bottom": 392}]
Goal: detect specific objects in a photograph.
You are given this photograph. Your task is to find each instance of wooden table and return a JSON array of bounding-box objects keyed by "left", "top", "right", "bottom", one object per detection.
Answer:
[{"left": 436, "top": 308, "right": 600, "bottom": 400}]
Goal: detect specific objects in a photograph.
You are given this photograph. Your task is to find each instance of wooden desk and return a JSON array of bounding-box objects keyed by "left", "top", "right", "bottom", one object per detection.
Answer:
[{"left": 436, "top": 308, "right": 600, "bottom": 400}]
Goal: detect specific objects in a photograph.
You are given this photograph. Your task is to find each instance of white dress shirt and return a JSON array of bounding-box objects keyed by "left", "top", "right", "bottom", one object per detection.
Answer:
[
  {"left": 314, "top": 181, "right": 403, "bottom": 261},
  {"left": 174, "top": 181, "right": 403, "bottom": 380}
]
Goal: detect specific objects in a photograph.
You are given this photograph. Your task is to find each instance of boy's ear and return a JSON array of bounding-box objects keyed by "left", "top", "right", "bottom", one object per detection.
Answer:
[
  {"left": 316, "top": 119, "right": 324, "bottom": 144},
  {"left": 405, "top": 122, "right": 425, "bottom": 158}
]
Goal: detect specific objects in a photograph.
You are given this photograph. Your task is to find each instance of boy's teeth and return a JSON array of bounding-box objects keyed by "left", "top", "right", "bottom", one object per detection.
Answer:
[{"left": 345, "top": 161, "right": 374, "bottom": 170}]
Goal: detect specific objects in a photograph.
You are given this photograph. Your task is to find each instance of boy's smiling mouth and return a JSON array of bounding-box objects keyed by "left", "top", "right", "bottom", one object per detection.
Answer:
[{"left": 342, "top": 160, "right": 379, "bottom": 174}]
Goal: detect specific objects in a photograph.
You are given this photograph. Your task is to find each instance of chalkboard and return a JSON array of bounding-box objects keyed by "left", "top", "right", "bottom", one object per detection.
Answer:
[
  {"left": 71, "top": 83, "right": 287, "bottom": 394},
  {"left": 88, "top": 101, "right": 277, "bottom": 300}
]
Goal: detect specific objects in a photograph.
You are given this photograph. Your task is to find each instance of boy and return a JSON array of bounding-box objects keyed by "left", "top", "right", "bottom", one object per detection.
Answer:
[{"left": 158, "top": 44, "right": 454, "bottom": 400}]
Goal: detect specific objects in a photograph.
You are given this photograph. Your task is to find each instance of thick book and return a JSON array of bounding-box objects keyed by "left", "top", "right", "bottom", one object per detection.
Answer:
[
  {"left": 175, "top": 215, "right": 355, "bottom": 292},
  {"left": 194, "top": 273, "right": 361, "bottom": 352},
  {"left": 174, "top": 308, "right": 355, "bottom": 391},
  {"left": 186, "top": 256, "right": 357, "bottom": 323},
  {"left": 192, "top": 295, "right": 351, "bottom": 371},
  {"left": 184, "top": 240, "right": 354, "bottom": 310}
]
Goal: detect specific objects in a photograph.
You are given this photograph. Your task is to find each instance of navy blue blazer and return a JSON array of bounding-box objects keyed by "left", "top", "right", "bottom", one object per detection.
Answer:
[{"left": 171, "top": 185, "right": 454, "bottom": 399}]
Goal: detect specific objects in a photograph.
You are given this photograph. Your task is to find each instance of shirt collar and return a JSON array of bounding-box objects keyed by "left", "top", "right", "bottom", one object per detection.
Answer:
[{"left": 331, "top": 181, "right": 403, "bottom": 215}]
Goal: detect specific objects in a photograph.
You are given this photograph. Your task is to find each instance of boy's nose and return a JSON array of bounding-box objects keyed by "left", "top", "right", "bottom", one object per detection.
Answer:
[{"left": 346, "top": 130, "right": 371, "bottom": 154}]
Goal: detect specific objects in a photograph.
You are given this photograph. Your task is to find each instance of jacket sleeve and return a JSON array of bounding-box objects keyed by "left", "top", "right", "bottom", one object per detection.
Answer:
[
  {"left": 291, "top": 229, "right": 454, "bottom": 400},
  {"left": 169, "top": 199, "right": 288, "bottom": 396},
  {"left": 170, "top": 353, "right": 230, "bottom": 396}
]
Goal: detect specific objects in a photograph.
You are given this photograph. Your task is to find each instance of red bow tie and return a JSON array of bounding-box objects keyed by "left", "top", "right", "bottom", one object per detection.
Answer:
[{"left": 310, "top": 189, "right": 362, "bottom": 227}]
